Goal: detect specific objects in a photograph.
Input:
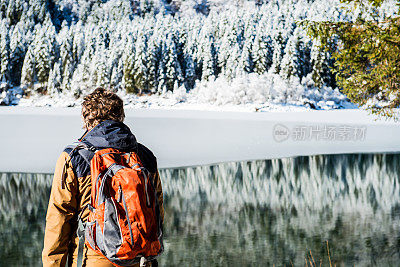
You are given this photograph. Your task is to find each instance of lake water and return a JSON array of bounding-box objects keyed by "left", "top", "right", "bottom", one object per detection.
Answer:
[{"left": 1, "top": 153, "right": 400, "bottom": 266}]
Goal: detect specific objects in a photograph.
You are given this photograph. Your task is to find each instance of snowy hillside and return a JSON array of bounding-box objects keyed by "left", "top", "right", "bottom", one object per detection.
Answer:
[{"left": 0, "top": 0, "right": 397, "bottom": 110}]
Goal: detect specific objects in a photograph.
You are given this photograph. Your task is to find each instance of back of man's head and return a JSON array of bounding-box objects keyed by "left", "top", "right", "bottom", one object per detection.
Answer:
[{"left": 82, "top": 88, "right": 125, "bottom": 130}]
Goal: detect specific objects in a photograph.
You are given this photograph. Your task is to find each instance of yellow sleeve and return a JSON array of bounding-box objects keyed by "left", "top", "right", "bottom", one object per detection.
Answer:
[{"left": 42, "top": 152, "right": 78, "bottom": 267}]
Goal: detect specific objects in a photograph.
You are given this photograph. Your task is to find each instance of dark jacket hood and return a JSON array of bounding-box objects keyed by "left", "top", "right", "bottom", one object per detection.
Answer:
[{"left": 80, "top": 120, "right": 137, "bottom": 151}]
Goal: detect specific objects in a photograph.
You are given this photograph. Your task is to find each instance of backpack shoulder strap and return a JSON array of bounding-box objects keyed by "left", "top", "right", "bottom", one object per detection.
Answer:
[
  {"left": 68, "top": 141, "right": 97, "bottom": 162},
  {"left": 61, "top": 142, "right": 97, "bottom": 189}
]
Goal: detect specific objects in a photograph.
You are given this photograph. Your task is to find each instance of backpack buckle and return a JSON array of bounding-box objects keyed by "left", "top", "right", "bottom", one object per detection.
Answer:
[
  {"left": 77, "top": 219, "right": 86, "bottom": 239},
  {"left": 140, "top": 257, "right": 147, "bottom": 267}
]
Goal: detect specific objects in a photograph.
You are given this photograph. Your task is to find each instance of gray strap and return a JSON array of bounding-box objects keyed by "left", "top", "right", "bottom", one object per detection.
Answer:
[
  {"left": 121, "top": 188, "right": 134, "bottom": 247},
  {"left": 77, "top": 219, "right": 86, "bottom": 267}
]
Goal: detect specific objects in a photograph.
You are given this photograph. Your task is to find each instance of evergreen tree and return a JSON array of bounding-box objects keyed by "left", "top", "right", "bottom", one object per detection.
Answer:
[
  {"left": 110, "top": 57, "right": 124, "bottom": 91},
  {"left": 271, "top": 31, "right": 286, "bottom": 74},
  {"left": 132, "top": 35, "right": 148, "bottom": 94},
  {"left": 201, "top": 36, "right": 218, "bottom": 81},
  {"left": 72, "top": 23, "right": 85, "bottom": 66},
  {"left": 0, "top": 20, "right": 10, "bottom": 84},
  {"left": 122, "top": 37, "right": 136, "bottom": 93},
  {"left": 184, "top": 54, "right": 196, "bottom": 89},
  {"left": 224, "top": 43, "right": 241, "bottom": 80},
  {"left": 309, "top": 40, "right": 334, "bottom": 88},
  {"left": 108, "top": 24, "right": 125, "bottom": 90},
  {"left": 138, "top": 0, "right": 157, "bottom": 16},
  {"left": 9, "top": 23, "right": 26, "bottom": 86},
  {"left": 156, "top": 40, "right": 168, "bottom": 94},
  {"left": 240, "top": 38, "right": 254, "bottom": 74},
  {"left": 252, "top": 32, "right": 273, "bottom": 75},
  {"left": 280, "top": 30, "right": 302, "bottom": 80},
  {"left": 0, "top": 1, "right": 8, "bottom": 19},
  {"left": 146, "top": 36, "right": 160, "bottom": 93},
  {"left": 93, "top": 43, "right": 110, "bottom": 88},
  {"left": 77, "top": 0, "right": 93, "bottom": 22},
  {"left": 240, "top": 14, "right": 256, "bottom": 74},
  {"left": 78, "top": 31, "right": 96, "bottom": 91},
  {"left": 20, "top": 44, "right": 35, "bottom": 88},
  {"left": 304, "top": 0, "right": 400, "bottom": 117},
  {"left": 164, "top": 34, "right": 184, "bottom": 91},
  {"left": 47, "top": 58, "right": 62, "bottom": 95},
  {"left": 59, "top": 27, "right": 75, "bottom": 92},
  {"left": 6, "top": 0, "right": 23, "bottom": 25},
  {"left": 33, "top": 26, "right": 54, "bottom": 85}
]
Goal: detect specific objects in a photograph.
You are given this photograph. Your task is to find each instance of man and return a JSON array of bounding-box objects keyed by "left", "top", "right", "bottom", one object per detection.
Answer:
[{"left": 42, "top": 88, "right": 164, "bottom": 267}]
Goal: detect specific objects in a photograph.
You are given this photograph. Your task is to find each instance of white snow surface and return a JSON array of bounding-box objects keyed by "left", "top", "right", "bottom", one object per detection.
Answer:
[{"left": 0, "top": 107, "right": 399, "bottom": 174}]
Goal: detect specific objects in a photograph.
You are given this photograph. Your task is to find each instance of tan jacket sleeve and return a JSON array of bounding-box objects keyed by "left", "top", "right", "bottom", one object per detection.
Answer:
[
  {"left": 42, "top": 152, "right": 78, "bottom": 267},
  {"left": 154, "top": 170, "right": 164, "bottom": 223}
]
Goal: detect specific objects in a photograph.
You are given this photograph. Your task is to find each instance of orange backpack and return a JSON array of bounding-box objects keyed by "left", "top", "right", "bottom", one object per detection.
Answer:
[{"left": 70, "top": 142, "right": 163, "bottom": 267}]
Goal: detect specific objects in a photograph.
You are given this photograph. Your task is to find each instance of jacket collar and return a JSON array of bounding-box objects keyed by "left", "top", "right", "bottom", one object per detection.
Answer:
[{"left": 79, "top": 120, "right": 137, "bottom": 151}]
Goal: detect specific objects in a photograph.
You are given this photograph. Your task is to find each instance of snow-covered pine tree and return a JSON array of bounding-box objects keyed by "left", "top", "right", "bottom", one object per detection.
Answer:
[
  {"left": 20, "top": 43, "right": 35, "bottom": 89},
  {"left": 146, "top": 35, "right": 160, "bottom": 93},
  {"left": 72, "top": 23, "right": 85, "bottom": 66},
  {"left": 271, "top": 31, "right": 287, "bottom": 74},
  {"left": 201, "top": 35, "right": 218, "bottom": 81},
  {"left": 30, "top": 0, "right": 47, "bottom": 24},
  {"left": 59, "top": 26, "right": 75, "bottom": 92},
  {"left": 47, "top": 58, "right": 62, "bottom": 95},
  {"left": 164, "top": 33, "right": 184, "bottom": 91},
  {"left": 34, "top": 25, "right": 55, "bottom": 87},
  {"left": 6, "top": 0, "right": 23, "bottom": 25},
  {"left": 239, "top": 10, "right": 257, "bottom": 74},
  {"left": 280, "top": 32, "right": 301, "bottom": 80},
  {"left": 240, "top": 37, "right": 254, "bottom": 74},
  {"left": 110, "top": 57, "right": 124, "bottom": 91},
  {"left": 0, "top": 20, "right": 10, "bottom": 85},
  {"left": 217, "top": 31, "right": 231, "bottom": 78},
  {"left": 122, "top": 36, "right": 136, "bottom": 93},
  {"left": 0, "top": 1, "right": 7, "bottom": 19},
  {"left": 77, "top": 26, "right": 97, "bottom": 92},
  {"left": 93, "top": 42, "right": 111, "bottom": 88},
  {"left": 132, "top": 34, "right": 149, "bottom": 94},
  {"left": 9, "top": 23, "right": 26, "bottom": 86},
  {"left": 184, "top": 53, "right": 195, "bottom": 90},
  {"left": 138, "top": 0, "right": 157, "bottom": 16},
  {"left": 310, "top": 40, "right": 334, "bottom": 88},
  {"left": 280, "top": 28, "right": 311, "bottom": 81},
  {"left": 224, "top": 43, "right": 241, "bottom": 80},
  {"left": 156, "top": 40, "right": 168, "bottom": 94},
  {"left": 108, "top": 21, "right": 126, "bottom": 91},
  {"left": 252, "top": 30, "right": 273, "bottom": 75},
  {"left": 77, "top": 0, "right": 93, "bottom": 22}
]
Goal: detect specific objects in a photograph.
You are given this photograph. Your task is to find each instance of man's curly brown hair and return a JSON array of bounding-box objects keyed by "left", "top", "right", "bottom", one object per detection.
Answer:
[{"left": 81, "top": 88, "right": 125, "bottom": 130}]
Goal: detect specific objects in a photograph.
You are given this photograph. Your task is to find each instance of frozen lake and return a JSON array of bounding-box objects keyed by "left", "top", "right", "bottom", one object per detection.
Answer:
[
  {"left": 0, "top": 107, "right": 399, "bottom": 173},
  {"left": 1, "top": 108, "right": 399, "bottom": 265}
]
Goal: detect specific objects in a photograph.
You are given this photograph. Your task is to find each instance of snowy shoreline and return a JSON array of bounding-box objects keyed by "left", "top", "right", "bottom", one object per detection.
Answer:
[{"left": 0, "top": 107, "right": 399, "bottom": 174}]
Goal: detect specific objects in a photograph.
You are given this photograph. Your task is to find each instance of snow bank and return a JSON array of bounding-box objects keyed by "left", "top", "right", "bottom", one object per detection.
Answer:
[
  {"left": 0, "top": 107, "right": 399, "bottom": 174},
  {"left": 15, "top": 72, "right": 356, "bottom": 112}
]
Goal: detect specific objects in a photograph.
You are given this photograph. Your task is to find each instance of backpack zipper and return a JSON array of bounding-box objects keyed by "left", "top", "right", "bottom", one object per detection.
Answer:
[{"left": 117, "top": 186, "right": 122, "bottom": 203}]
